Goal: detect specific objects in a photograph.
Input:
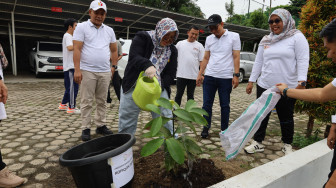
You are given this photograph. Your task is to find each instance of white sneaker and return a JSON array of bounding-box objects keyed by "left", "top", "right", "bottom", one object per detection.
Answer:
[
  {"left": 67, "top": 107, "right": 81, "bottom": 114},
  {"left": 282, "top": 144, "right": 293, "bottom": 155},
  {"left": 244, "top": 140, "right": 265, "bottom": 154}
]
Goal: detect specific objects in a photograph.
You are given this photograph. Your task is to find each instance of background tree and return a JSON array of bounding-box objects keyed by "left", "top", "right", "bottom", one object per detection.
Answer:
[
  {"left": 129, "top": 0, "right": 204, "bottom": 18},
  {"left": 296, "top": 0, "right": 336, "bottom": 137},
  {"left": 225, "top": 0, "right": 235, "bottom": 19}
]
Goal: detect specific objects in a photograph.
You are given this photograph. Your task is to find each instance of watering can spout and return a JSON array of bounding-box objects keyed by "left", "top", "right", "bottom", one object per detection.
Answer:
[{"left": 132, "top": 71, "right": 162, "bottom": 111}]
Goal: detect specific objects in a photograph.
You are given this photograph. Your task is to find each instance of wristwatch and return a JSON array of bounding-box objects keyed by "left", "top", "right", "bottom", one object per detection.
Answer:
[
  {"left": 111, "top": 65, "right": 118, "bottom": 69},
  {"left": 283, "top": 88, "right": 289, "bottom": 97},
  {"left": 298, "top": 81, "right": 306, "bottom": 87},
  {"left": 233, "top": 73, "right": 240, "bottom": 77}
]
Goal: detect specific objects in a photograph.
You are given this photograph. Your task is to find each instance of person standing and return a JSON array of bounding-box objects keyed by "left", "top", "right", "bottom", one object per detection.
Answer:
[
  {"left": 0, "top": 43, "right": 25, "bottom": 187},
  {"left": 196, "top": 14, "right": 241, "bottom": 138},
  {"left": 107, "top": 40, "right": 123, "bottom": 105},
  {"left": 174, "top": 25, "right": 205, "bottom": 106},
  {"left": 73, "top": 0, "right": 117, "bottom": 141},
  {"left": 58, "top": 18, "right": 80, "bottom": 114},
  {"left": 244, "top": 9, "right": 309, "bottom": 155},
  {"left": 276, "top": 18, "right": 336, "bottom": 187},
  {"left": 118, "top": 18, "right": 178, "bottom": 135}
]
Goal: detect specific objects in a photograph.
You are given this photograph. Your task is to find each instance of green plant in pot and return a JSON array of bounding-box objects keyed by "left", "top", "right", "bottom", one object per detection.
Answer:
[{"left": 140, "top": 98, "right": 208, "bottom": 173}]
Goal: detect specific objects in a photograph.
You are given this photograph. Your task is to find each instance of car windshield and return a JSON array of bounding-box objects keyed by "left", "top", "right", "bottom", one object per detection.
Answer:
[
  {"left": 249, "top": 54, "right": 256, "bottom": 61},
  {"left": 39, "top": 43, "right": 62, "bottom": 51}
]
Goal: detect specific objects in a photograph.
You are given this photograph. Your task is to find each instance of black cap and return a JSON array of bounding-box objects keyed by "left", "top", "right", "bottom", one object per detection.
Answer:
[{"left": 207, "top": 14, "right": 222, "bottom": 27}]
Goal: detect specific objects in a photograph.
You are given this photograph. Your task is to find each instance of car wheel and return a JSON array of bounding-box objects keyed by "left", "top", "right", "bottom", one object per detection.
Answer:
[{"left": 239, "top": 70, "right": 244, "bottom": 83}]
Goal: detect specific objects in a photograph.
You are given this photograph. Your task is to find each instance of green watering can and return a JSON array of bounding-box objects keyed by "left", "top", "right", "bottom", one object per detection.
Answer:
[{"left": 132, "top": 71, "right": 162, "bottom": 111}]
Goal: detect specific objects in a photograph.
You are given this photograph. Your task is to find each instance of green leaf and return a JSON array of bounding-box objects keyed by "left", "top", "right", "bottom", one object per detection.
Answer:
[
  {"left": 190, "top": 112, "right": 208, "bottom": 125},
  {"left": 166, "top": 138, "right": 185, "bottom": 164},
  {"left": 157, "top": 98, "right": 172, "bottom": 110},
  {"left": 160, "top": 126, "right": 172, "bottom": 138},
  {"left": 144, "top": 119, "right": 153, "bottom": 130},
  {"left": 146, "top": 104, "right": 161, "bottom": 114},
  {"left": 176, "top": 117, "right": 197, "bottom": 135},
  {"left": 162, "top": 117, "right": 170, "bottom": 125},
  {"left": 175, "top": 126, "right": 188, "bottom": 134},
  {"left": 141, "top": 138, "right": 164, "bottom": 157},
  {"left": 170, "top": 100, "right": 180, "bottom": 109},
  {"left": 151, "top": 117, "right": 163, "bottom": 136},
  {"left": 173, "top": 109, "right": 194, "bottom": 122},
  {"left": 141, "top": 132, "right": 153, "bottom": 138},
  {"left": 189, "top": 108, "right": 208, "bottom": 116},
  {"left": 164, "top": 151, "right": 176, "bottom": 172},
  {"left": 185, "top": 138, "right": 202, "bottom": 155},
  {"left": 185, "top": 99, "right": 198, "bottom": 111}
]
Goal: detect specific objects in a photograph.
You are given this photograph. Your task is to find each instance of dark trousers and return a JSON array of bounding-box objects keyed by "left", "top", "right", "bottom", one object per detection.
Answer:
[
  {"left": 253, "top": 85, "right": 296, "bottom": 144},
  {"left": 61, "top": 69, "right": 79, "bottom": 109},
  {"left": 0, "top": 150, "right": 5, "bottom": 171},
  {"left": 174, "top": 77, "right": 196, "bottom": 106},
  {"left": 202, "top": 76, "right": 232, "bottom": 131},
  {"left": 324, "top": 144, "right": 336, "bottom": 187},
  {"left": 107, "top": 71, "right": 122, "bottom": 103}
]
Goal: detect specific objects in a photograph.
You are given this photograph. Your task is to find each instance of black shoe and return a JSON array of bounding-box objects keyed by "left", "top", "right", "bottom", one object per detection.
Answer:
[
  {"left": 201, "top": 127, "right": 209, "bottom": 138},
  {"left": 81, "top": 129, "right": 91, "bottom": 141},
  {"left": 96, "top": 125, "right": 113, "bottom": 136}
]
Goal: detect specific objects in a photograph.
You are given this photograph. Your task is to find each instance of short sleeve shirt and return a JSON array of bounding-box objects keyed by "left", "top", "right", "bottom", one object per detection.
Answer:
[
  {"left": 204, "top": 29, "right": 241, "bottom": 78},
  {"left": 73, "top": 19, "right": 116, "bottom": 72},
  {"left": 62, "top": 33, "right": 74, "bottom": 71}
]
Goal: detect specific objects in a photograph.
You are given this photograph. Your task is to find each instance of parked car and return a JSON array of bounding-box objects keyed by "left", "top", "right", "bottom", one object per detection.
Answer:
[
  {"left": 239, "top": 51, "right": 256, "bottom": 82},
  {"left": 118, "top": 38, "right": 132, "bottom": 79},
  {"left": 29, "top": 41, "right": 63, "bottom": 77}
]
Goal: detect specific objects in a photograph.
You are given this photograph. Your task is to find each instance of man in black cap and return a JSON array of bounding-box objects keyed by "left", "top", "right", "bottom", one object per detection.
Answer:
[{"left": 196, "top": 14, "right": 241, "bottom": 138}]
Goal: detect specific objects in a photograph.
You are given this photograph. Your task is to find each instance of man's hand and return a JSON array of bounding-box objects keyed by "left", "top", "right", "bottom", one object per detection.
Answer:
[
  {"left": 232, "top": 77, "right": 239, "bottom": 89},
  {"left": 145, "top": 66, "right": 156, "bottom": 79},
  {"left": 0, "top": 80, "right": 8, "bottom": 104},
  {"left": 327, "top": 124, "right": 336, "bottom": 149},
  {"left": 246, "top": 82, "right": 253, "bottom": 94},
  {"left": 196, "top": 74, "right": 204, "bottom": 86},
  {"left": 74, "top": 69, "right": 82, "bottom": 84}
]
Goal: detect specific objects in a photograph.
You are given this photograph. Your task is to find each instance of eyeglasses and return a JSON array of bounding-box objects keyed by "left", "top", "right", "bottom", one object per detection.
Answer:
[
  {"left": 268, "top": 19, "right": 281, "bottom": 25},
  {"left": 208, "top": 24, "right": 219, "bottom": 31},
  {"left": 162, "top": 35, "right": 175, "bottom": 43}
]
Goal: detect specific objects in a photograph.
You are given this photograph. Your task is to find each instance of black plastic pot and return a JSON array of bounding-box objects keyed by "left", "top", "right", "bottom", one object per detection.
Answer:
[{"left": 59, "top": 133, "right": 136, "bottom": 188}]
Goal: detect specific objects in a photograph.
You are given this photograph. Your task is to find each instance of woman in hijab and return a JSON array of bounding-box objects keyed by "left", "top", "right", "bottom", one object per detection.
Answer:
[
  {"left": 118, "top": 18, "right": 179, "bottom": 135},
  {"left": 244, "top": 9, "right": 309, "bottom": 155}
]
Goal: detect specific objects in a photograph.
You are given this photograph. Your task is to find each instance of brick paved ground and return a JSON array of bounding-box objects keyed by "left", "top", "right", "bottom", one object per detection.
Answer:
[{"left": 0, "top": 77, "right": 314, "bottom": 187}]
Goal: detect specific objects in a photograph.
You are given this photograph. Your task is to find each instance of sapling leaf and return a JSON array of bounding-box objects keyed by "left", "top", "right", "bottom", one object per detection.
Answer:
[
  {"left": 157, "top": 98, "right": 172, "bottom": 110},
  {"left": 146, "top": 104, "right": 161, "bottom": 114},
  {"left": 141, "top": 138, "right": 164, "bottom": 157},
  {"left": 166, "top": 138, "right": 185, "bottom": 164},
  {"left": 190, "top": 112, "right": 208, "bottom": 125},
  {"left": 142, "top": 132, "right": 153, "bottom": 138},
  {"left": 185, "top": 138, "right": 202, "bottom": 155},
  {"left": 160, "top": 126, "right": 172, "bottom": 138},
  {"left": 173, "top": 109, "right": 194, "bottom": 122},
  {"left": 151, "top": 117, "right": 163, "bottom": 136},
  {"left": 176, "top": 117, "right": 197, "bottom": 135},
  {"left": 185, "top": 99, "right": 198, "bottom": 111},
  {"left": 189, "top": 108, "right": 209, "bottom": 116}
]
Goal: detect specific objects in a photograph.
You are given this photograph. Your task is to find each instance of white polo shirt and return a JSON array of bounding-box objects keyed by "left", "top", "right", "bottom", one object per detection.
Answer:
[
  {"left": 176, "top": 39, "right": 205, "bottom": 80},
  {"left": 62, "top": 33, "right": 74, "bottom": 71},
  {"left": 332, "top": 78, "right": 336, "bottom": 87},
  {"left": 204, "top": 29, "right": 241, "bottom": 79},
  {"left": 73, "top": 19, "right": 116, "bottom": 72}
]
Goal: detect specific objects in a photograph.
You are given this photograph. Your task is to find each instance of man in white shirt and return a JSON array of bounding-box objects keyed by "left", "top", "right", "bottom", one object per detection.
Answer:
[
  {"left": 175, "top": 25, "right": 205, "bottom": 106},
  {"left": 58, "top": 18, "right": 80, "bottom": 114},
  {"left": 73, "top": 0, "right": 118, "bottom": 141},
  {"left": 196, "top": 14, "right": 241, "bottom": 138}
]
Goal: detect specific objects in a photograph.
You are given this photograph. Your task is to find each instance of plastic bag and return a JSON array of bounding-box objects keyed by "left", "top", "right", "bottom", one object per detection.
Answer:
[{"left": 220, "top": 87, "right": 281, "bottom": 160}]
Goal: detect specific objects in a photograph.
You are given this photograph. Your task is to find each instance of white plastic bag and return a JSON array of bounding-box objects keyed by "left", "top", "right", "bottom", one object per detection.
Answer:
[{"left": 220, "top": 87, "right": 281, "bottom": 160}]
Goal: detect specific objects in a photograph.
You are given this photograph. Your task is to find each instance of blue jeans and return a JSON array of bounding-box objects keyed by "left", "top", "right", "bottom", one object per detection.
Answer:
[
  {"left": 61, "top": 69, "right": 79, "bottom": 109},
  {"left": 202, "top": 76, "right": 232, "bottom": 131},
  {"left": 118, "top": 87, "right": 173, "bottom": 135}
]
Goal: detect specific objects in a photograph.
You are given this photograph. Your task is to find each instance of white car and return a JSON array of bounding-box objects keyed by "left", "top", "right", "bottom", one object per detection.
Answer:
[
  {"left": 239, "top": 52, "right": 256, "bottom": 83},
  {"left": 118, "top": 38, "right": 132, "bottom": 79},
  {"left": 29, "top": 41, "right": 63, "bottom": 77}
]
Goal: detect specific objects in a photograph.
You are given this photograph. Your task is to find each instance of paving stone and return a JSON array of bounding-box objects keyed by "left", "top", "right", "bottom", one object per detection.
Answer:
[
  {"left": 3, "top": 159, "right": 14, "bottom": 165},
  {"left": 45, "top": 146, "right": 60, "bottom": 151},
  {"left": 267, "top": 145, "right": 282, "bottom": 151},
  {"left": 7, "top": 152, "right": 21, "bottom": 157},
  {"left": 37, "top": 152, "right": 53, "bottom": 158},
  {"left": 35, "top": 173, "right": 51, "bottom": 181},
  {"left": 238, "top": 155, "right": 255, "bottom": 162},
  {"left": 200, "top": 140, "right": 212, "bottom": 144},
  {"left": 1, "top": 148, "right": 12, "bottom": 154},
  {"left": 5, "top": 142, "right": 21, "bottom": 147},
  {"left": 275, "top": 151, "right": 285, "bottom": 157},
  {"left": 19, "top": 155, "right": 33, "bottom": 162},
  {"left": 43, "top": 163, "right": 58, "bottom": 169},
  {"left": 0, "top": 140, "right": 10, "bottom": 145},
  {"left": 8, "top": 163, "right": 25, "bottom": 171},
  {"left": 30, "top": 159, "right": 46, "bottom": 166},
  {"left": 262, "top": 141, "right": 272, "bottom": 146},
  {"left": 205, "top": 145, "right": 218, "bottom": 150},
  {"left": 260, "top": 158, "right": 271, "bottom": 164},
  {"left": 199, "top": 154, "right": 211, "bottom": 159},
  {"left": 50, "top": 140, "right": 66, "bottom": 146},
  {"left": 250, "top": 162, "right": 261, "bottom": 168},
  {"left": 33, "top": 143, "right": 49, "bottom": 148},
  {"left": 263, "top": 149, "right": 272, "bottom": 155},
  {"left": 20, "top": 168, "right": 37, "bottom": 176},
  {"left": 31, "top": 135, "right": 44, "bottom": 140},
  {"left": 48, "top": 156, "right": 60, "bottom": 162}
]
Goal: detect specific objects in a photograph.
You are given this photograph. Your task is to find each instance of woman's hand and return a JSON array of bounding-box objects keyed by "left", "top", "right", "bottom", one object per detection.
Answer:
[
  {"left": 276, "top": 83, "right": 288, "bottom": 95},
  {"left": 246, "top": 82, "right": 254, "bottom": 94},
  {"left": 145, "top": 66, "right": 156, "bottom": 79}
]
